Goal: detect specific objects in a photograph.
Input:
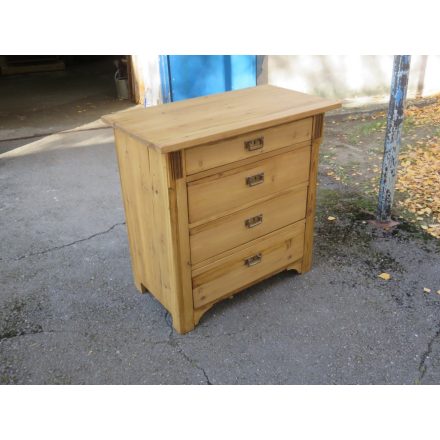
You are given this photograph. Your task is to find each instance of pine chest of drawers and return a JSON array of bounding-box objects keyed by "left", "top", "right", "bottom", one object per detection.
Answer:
[{"left": 103, "top": 85, "right": 340, "bottom": 333}]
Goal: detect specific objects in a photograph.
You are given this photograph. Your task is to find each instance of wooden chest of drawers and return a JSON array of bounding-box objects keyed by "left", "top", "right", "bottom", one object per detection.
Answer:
[{"left": 103, "top": 85, "right": 340, "bottom": 333}]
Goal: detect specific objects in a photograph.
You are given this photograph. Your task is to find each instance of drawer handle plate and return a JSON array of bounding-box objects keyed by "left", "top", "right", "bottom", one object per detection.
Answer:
[
  {"left": 244, "top": 253, "right": 262, "bottom": 267},
  {"left": 246, "top": 172, "right": 264, "bottom": 187},
  {"left": 244, "top": 136, "right": 264, "bottom": 151},
  {"left": 245, "top": 214, "right": 263, "bottom": 228}
]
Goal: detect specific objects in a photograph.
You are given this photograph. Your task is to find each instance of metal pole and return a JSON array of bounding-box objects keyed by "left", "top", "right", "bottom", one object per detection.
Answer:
[{"left": 377, "top": 55, "right": 411, "bottom": 223}]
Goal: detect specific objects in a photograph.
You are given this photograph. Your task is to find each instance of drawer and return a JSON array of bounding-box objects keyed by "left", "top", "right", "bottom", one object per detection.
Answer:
[
  {"left": 192, "top": 221, "right": 305, "bottom": 308},
  {"left": 185, "top": 117, "right": 313, "bottom": 175},
  {"left": 190, "top": 185, "right": 308, "bottom": 265},
  {"left": 187, "top": 145, "right": 310, "bottom": 225}
]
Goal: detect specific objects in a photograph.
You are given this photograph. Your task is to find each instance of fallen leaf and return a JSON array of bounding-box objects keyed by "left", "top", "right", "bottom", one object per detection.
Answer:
[{"left": 378, "top": 273, "right": 391, "bottom": 280}]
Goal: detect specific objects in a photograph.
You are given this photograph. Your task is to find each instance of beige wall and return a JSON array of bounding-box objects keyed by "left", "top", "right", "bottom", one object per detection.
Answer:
[{"left": 261, "top": 55, "right": 440, "bottom": 101}]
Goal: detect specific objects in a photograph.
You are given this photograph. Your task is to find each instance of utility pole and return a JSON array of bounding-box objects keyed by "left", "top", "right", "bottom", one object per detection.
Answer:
[{"left": 377, "top": 55, "right": 411, "bottom": 223}]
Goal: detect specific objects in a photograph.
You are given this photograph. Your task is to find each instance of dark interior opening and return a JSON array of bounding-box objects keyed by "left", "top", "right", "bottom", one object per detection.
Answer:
[{"left": 0, "top": 55, "right": 134, "bottom": 152}]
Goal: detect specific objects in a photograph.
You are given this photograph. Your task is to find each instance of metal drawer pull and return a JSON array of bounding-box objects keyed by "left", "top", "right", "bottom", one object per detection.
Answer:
[
  {"left": 244, "top": 253, "right": 262, "bottom": 267},
  {"left": 246, "top": 172, "right": 264, "bottom": 187},
  {"left": 245, "top": 214, "right": 263, "bottom": 228},
  {"left": 244, "top": 136, "right": 264, "bottom": 151}
]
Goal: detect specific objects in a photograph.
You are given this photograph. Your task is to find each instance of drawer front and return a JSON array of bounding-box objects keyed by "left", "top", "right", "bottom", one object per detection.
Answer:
[
  {"left": 192, "top": 221, "right": 305, "bottom": 308},
  {"left": 190, "top": 185, "right": 308, "bottom": 265},
  {"left": 187, "top": 145, "right": 310, "bottom": 225},
  {"left": 185, "top": 117, "right": 313, "bottom": 175}
]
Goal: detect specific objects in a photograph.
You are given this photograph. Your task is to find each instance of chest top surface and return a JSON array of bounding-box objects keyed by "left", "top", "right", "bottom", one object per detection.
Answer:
[{"left": 102, "top": 85, "right": 341, "bottom": 153}]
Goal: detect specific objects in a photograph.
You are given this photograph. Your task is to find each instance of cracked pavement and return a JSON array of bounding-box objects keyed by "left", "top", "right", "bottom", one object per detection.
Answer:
[{"left": 1, "top": 124, "right": 440, "bottom": 384}]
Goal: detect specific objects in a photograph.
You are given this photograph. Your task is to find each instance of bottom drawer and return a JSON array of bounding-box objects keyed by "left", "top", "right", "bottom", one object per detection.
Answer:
[{"left": 192, "top": 220, "right": 305, "bottom": 309}]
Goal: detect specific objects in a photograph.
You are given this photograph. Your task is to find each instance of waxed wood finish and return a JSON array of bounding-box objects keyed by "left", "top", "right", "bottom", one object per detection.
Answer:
[
  {"left": 114, "top": 129, "right": 174, "bottom": 310},
  {"left": 104, "top": 86, "right": 340, "bottom": 333},
  {"left": 187, "top": 146, "right": 310, "bottom": 225},
  {"left": 185, "top": 117, "right": 313, "bottom": 175},
  {"left": 102, "top": 85, "right": 340, "bottom": 152},
  {"left": 190, "top": 185, "right": 308, "bottom": 265},
  {"left": 192, "top": 221, "right": 305, "bottom": 308}
]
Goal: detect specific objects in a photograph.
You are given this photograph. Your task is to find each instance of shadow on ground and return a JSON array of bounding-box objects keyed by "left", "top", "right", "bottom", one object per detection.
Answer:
[{"left": 1, "top": 109, "right": 440, "bottom": 384}]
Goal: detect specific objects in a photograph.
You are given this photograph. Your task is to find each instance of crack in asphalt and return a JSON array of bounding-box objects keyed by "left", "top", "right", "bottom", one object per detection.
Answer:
[
  {"left": 0, "top": 328, "right": 59, "bottom": 344},
  {"left": 164, "top": 311, "right": 212, "bottom": 385},
  {"left": 0, "top": 328, "right": 103, "bottom": 344},
  {"left": 0, "top": 328, "right": 173, "bottom": 348},
  {"left": 418, "top": 323, "right": 440, "bottom": 383},
  {"left": 5, "top": 222, "right": 126, "bottom": 262}
]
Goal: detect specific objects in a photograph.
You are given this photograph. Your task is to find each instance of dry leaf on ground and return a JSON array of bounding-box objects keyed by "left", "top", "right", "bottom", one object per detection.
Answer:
[{"left": 395, "top": 96, "right": 440, "bottom": 239}]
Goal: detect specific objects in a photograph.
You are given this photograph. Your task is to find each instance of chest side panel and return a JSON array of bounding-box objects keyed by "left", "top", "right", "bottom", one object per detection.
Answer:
[{"left": 114, "top": 128, "right": 176, "bottom": 311}]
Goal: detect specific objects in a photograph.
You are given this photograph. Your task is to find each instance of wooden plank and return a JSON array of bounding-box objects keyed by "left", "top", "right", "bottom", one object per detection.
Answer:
[
  {"left": 185, "top": 117, "right": 312, "bottom": 174},
  {"left": 114, "top": 129, "right": 159, "bottom": 295},
  {"left": 192, "top": 221, "right": 305, "bottom": 308},
  {"left": 164, "top": 152, "right": 195, "bottom": 333},
  {"left": 137, "top": 138, "right": 162, "bottom": 296},
  {"left": 114, "top": 130, "right": 176, "bottom": 311},
  {"left": 102, "top": 85, "right": 341, "bottom": 153},
  {"left": 114, "top": 129, "right": 144, "bottom": 291},
  {"left": 301, "top": 114, "right": 323, "bottom": 273},
  {"left": 190, "top": 184, "right": 308, "bottom": 265},
  {"left": 147, "top": 147, "right": 176, "bottom": 311},
  {"left": 187, "top": 146, "right": 311, "bottom": 224}
]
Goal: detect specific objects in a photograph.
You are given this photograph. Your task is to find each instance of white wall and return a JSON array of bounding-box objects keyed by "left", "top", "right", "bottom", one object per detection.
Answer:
[
  {"left": 130, "top": 55, "right": 162, "bottom": 105},
  {"left": 263, "top": 55, "right": 440, "bottom": 101},
  {"left": 132, "top": 55, "right": 440, "bottom": 105}
]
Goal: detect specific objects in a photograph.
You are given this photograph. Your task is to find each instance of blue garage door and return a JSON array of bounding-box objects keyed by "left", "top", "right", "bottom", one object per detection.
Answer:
[{"left": 160, "top": 55, "right": 257, "bottom": 102}]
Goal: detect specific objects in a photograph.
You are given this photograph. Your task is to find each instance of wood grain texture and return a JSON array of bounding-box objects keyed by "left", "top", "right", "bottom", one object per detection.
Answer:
[
  {"left": 102, "top": 85, "right": 341, "bottom": 153},
  {"left": 185, "top": 141, "right": 310, "bottom": 183},
  {"left": 187, "top": 146, "right": 311, "bottom": 224},
  {"left": 164, "top": 152, "right": 195, "bottom": 333},
  {"left": 185, "top": 117, "right": 312, "bottom": 174},
  {"left": 190, "top": 184, "right": 308, "bottom": 265},
  {"left": 114, "top": 129, "right": 146, "bottom": 292},
  {"left": 192, "top": 221, "right": 305, "bottom": 308},
  {"left": 115, "top": 129, "right": 176, "bottom": 313},
  {"left": 108, "top": 87, "right": 340, "bottom": 334}
]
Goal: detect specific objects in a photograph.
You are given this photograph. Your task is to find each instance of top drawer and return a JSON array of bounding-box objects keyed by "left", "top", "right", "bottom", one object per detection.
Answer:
[{"left": 185, "top": 117, "right": 313, "bottom": 175}]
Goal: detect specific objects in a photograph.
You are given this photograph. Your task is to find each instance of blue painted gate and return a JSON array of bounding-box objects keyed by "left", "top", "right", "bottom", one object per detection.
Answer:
[{"left": 159, "top": 55, "right": 257, "bottom": 102}]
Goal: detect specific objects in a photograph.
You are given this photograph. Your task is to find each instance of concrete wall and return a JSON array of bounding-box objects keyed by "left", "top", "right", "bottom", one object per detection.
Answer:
[{"left": 262, "top": 55, "right": 440, "bottom": 101}]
